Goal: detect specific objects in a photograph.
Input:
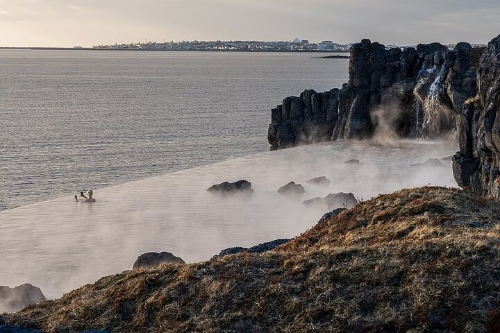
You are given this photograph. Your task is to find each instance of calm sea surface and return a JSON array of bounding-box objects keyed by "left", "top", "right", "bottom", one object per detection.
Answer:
[
  {"left": 0, "top": 50, "right": 459, "bottom": 303},
  {"left": 0, "top": 50, "right": 349, "bottom": 211}
]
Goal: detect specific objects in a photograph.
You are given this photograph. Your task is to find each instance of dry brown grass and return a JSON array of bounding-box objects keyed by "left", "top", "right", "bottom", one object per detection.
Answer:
[{"left": 3, "top": 186, "right": 500, "bottom": 332}]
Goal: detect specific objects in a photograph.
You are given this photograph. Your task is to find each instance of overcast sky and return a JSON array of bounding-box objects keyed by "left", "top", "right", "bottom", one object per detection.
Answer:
[{"left": 1, "top": 0, "right": 499, "bottom": 47}]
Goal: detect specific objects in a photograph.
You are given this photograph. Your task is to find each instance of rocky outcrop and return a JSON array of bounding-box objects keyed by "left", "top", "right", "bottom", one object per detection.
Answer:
[
  {"left": 268, "top": 39, "right": 482, "bottom": 150},
  {"left": 303, "top": 192, "right": 358, "bottom": 210},
  {"left": 207, "top": 180, "right": 254, "bottom": 195},
  {"left": 0, "top": 284, "right": 45, "bottom": 314},
  {"left": 133, "top": 252, "right": 185, "bottom": 270},
  {"left": 453, "top": 35, "right": 500, "bottom": 198},
  {"left": 216, "top": 239, "right": 290, "bottom": 258},
  {"left": 305, "top": 176, "right": 330, "bottom": 186},
  {"left": 277, "top": 181, "right": 305, "bottom": 196}
]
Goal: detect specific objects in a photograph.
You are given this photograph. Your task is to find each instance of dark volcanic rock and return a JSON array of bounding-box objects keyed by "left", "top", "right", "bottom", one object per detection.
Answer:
[
  {"left": 207, "top": 180, "right": 254, "bottom": 195},
  {"left": 302, "top": 197, "right": 324, "bottom": 209},
  {"left": 277, "top": 181, "right": 305, "bottom": 195},
  {"left": 303, "top": 192, "right": 358, "bottom": 210},
  {"left": 319, "top": 208, "right": 346, "bottom": 223},
  {"left": 216, "top": 239, "right": 290, "bottom": 257},
  {"left": 410, "top": 158, "right": 446, "bottom": 167},
  {"left": 452, "top": 34, "right": 500, "bottom": 198},
  {"left": 305, "top": 176, "right": 330, "bottom": 186},
  {"left": 133, "top": 252, "right": 185, "bottom": 270},
  {"left": 324, "top": 192, "right": 358, "bottom": 209},
  {"left": 0, "top": 284, "right": 45, "bottom": 313},
  {"left": 268, "top": 40, "right": 480, "bottom": 149}
]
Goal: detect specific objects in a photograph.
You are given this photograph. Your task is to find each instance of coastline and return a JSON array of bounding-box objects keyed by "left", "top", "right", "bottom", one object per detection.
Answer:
[{"left": 0, "top": 46, "right": 350, "bottom": 53}]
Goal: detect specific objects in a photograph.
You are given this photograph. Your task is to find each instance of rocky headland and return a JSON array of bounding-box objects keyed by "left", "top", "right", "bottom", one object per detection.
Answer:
[{"left": 268, "top": 40, "right": 482, "bottom": 150}]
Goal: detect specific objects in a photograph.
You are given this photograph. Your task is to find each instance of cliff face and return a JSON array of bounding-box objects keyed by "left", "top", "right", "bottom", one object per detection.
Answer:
[
  {"left": 453, "top": 35, "right": 500, "bottom": 198},
  {"left": 268, "top": 39, "right": 480, "bottom": 150}
]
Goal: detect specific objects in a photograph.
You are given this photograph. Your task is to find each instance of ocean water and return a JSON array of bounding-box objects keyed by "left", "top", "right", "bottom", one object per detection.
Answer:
[
  {"left": 0, "top": 50, "right": 459, "bottom": 303},
  {"left": 0, "top": 50, "right": 349, "bottom": 211}
]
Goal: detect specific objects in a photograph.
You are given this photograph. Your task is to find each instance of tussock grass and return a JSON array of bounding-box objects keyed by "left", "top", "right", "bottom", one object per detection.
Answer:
[{"left": 3, "top": 186, "right": 500, "bottom": 332}]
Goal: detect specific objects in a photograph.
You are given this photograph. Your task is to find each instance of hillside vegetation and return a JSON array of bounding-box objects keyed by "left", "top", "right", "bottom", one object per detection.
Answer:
[{"left": 3, "top": 186, "right": 500, "bottom": 332}]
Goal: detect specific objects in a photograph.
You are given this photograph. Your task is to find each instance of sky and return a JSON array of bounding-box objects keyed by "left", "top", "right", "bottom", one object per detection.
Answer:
[{"left": 1, "top": 0, "right": 500, "bottom": 47}]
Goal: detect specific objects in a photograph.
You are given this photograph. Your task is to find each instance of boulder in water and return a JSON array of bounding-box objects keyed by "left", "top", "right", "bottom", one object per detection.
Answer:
[
  {"left": 133, "top": 252, "right": 185, "bottom": 270},
  {"left": 303, "top": 192, "right": 358, "bottom": 210},
  {"left": 207, "top": 180, "right": 254, "bottom": 195},
  {"left": 410, "top": 158, "right": 446, "bottom": 167},
  {"left": 277, "top": 182, "right": 305, "bottom": 196},
  {"left": 305, "top": 176, "right": 330, "bottom": 186},
  {"left": 0, "top": 284, "right": 46, "bottom": 313}
]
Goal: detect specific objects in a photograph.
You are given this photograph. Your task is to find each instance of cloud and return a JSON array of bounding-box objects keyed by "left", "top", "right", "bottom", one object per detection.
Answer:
[{"left": 1, "top": 0, "right": 500, "bottom": 47}]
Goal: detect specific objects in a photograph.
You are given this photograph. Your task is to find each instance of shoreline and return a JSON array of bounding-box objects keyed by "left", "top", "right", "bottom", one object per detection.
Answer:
[{"left": 0, "top": 46, "right": 350, "bottom": 53}]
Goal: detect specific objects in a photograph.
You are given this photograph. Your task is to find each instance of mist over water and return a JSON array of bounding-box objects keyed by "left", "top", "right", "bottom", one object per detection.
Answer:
[
  {"left": 0, "top": 50, "right": 460, "bottom": 311},
  {"left": 0, "top": 139, "right": 457, "bottom": 300},
  {"left": 0, "top": 50, "right": 349, "bottom": 211}
]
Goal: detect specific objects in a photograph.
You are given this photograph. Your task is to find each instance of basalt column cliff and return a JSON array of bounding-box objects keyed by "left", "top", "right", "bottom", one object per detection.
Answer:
[
  {"left": 453, "top": 35, "right": 500, "bottom": 198},
  {"left": 268, "top": 39, "right": 481, "bottom": 150}
]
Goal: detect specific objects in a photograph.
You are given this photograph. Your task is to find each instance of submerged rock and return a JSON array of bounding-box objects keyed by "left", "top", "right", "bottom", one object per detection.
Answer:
[
  {"left": 133, "top": 252, "right": 185, "bottom": 270},
  {"left": 207, "top": 180, "right": 254, "bottom": 195},
  {"left": 0, "top": 284, "right": 46, "bottom": 314}
]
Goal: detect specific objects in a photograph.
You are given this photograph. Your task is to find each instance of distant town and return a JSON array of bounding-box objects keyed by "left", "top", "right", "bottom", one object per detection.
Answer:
[
  {"left": 1, "top": 38, "right": 486, "bottom": 52},
  {"left": 91, "top": 38, "right": 352, "bottom": 52},
  {"left": 88, "top": 38, "right": 486, "bottom": 52}
]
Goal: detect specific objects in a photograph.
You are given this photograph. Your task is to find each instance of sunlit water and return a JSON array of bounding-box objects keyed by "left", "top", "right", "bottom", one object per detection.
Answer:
[
  {"left": 0, "top": 50, "right": 349, "bottom": 211},
  {"left": 0, "top": 139, "right": 457, "bottom": 300}
]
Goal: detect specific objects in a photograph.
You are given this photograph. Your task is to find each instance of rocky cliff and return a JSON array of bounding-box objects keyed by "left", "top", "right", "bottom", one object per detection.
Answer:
[
  {"left": 268, "top": 39, "right": 482, "bottom": 150},
  {"left": 452, "top": 35, "right": 500, "bottom": 198}
]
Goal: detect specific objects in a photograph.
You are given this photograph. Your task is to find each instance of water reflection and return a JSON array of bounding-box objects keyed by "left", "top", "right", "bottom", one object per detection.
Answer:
[{"left": 0, "top": 140, "right": 458, "bottom": 299}]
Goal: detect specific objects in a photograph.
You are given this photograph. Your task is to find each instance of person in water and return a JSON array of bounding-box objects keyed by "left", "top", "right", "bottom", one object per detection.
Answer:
[{"left": 76, "top": 189, "right": 95, "bottom": 202}]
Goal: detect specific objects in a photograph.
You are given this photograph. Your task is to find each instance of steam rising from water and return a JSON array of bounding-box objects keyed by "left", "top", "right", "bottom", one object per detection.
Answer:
[{"left": 0, "top": 140, "right": 457, "bottom": 301}]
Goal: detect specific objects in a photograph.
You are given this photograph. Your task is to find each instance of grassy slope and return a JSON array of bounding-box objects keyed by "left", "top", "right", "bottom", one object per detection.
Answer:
[{"left": 3, "top": 186, "right": 500, "bottom": 332}]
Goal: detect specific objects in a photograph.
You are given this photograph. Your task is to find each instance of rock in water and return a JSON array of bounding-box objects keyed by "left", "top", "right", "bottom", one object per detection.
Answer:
[
  {"left": 207, "top": 180, "right": 254, "bottom": 195},
  {"left": 410, "top": 158, "right": 446, "bottom": 167},
  {"left": 0, "top": 284, "right": 46, "bottom": 313},
  {"left": 305, "top": 176, "right": 330, "bottom": 186},
  {"left": 277, "top": 181, "right": 305, "bottom": 196},
  {"left": 133, "top": 252, "right": 185, "bottom": 270},
  {"left": 303, "top": 192, "right": 358, "bottom": 210}
]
